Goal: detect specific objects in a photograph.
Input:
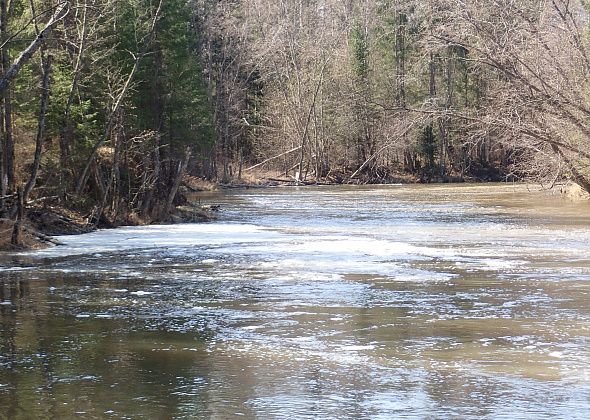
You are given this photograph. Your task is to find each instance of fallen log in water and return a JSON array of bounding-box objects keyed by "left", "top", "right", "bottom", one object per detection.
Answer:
[{"left": 22, "top": 226, "right": 63, "bottom": 246}]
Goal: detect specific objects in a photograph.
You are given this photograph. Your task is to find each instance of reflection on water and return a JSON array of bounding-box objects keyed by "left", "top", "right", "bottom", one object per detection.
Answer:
[{"left": 1, "top": 184, "right": 590, "bottom": 419}]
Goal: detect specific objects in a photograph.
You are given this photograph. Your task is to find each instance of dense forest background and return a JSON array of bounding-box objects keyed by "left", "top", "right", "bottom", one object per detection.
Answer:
[{"left": 1, "top": 0, "right": 590, "bottom": 229}]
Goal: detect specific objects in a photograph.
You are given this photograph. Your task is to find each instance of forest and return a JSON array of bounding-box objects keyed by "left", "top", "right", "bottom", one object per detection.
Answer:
[{"left": 1, "top": 0, "right": 590, "bottom": 242}]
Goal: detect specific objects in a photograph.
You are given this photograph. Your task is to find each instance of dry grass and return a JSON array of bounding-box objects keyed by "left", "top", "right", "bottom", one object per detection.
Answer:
[
  {"left": 183, "top": 175, "right": 219, "bottom": 191},
  {"left": 237, "top": 168, "right": 287, "bottom": 184},
  {"left": 560, "top": 182, "right": 590, "bottom": 202}
]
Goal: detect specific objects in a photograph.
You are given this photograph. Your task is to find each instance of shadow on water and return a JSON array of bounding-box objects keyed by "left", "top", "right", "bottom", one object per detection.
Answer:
[{"left": 0, "top": 274, "right": 223, "bottom": 419}]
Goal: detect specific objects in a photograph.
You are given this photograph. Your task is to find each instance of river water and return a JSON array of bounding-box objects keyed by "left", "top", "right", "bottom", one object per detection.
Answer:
[{"left": 1, "top": 184, "right": 590, "bottom": 419}]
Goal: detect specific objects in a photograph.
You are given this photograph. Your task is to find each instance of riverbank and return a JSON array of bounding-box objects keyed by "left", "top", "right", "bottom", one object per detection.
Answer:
[
  {"left": 0, "top": 206, "right": 92, "bottom": 251},
  {"left": 559, "top": 181, "right": 590, "bottom": 201},
  {"left": 0, "top": 186, "right": 219, "bottom": 252}
]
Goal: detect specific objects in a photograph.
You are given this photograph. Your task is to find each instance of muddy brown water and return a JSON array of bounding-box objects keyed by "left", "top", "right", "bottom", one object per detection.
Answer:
[{"left": 1, "top": 184, "right": 589, "bottom": 419}]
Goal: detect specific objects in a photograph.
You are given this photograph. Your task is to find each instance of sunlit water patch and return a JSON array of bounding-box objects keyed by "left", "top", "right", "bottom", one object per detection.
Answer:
[{"left": 1, "top": 184, "right": 590, "bottom": 419}]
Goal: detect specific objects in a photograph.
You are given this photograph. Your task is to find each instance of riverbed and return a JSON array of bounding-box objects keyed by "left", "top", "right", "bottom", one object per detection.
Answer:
[{"left": 1, "top": 184, "right": 589, "bottom": 419}]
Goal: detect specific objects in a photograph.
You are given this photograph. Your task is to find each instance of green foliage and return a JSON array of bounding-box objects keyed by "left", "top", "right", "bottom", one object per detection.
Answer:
[
  {"left": 132, "top": 0, "right": 214, "bottom": 156},
  {"left": 45, "top": 62, "right": 101, "bottom": 150},
  {"left": 0, "top": 0, "right": 216, "bottom": 193},
  {"left": 417, "top": 124, "right": 437, "bottom": 170},
  {"left": 350, "top": 23, "right": 369, "bottom": 80}
]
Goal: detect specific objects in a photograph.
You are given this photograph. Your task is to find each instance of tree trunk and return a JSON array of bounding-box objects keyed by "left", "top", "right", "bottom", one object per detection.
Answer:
[
  {"left": 59, "top": 0, "right": 88, "bottom": 187},
  {"left": 76, "top": 56, "right": 139, "bottom": 195},
  {"left": 0, "top": 0, "right": 7, "bottom": 208},
  {"left": 1, "top": 0, "right": 13, "bottom": 192},
  {"left": 140, "top": 139, "right": 161, "bottom": 219},
  {"left": 396, "top": 10, "right": 406, "bottom": 108},
  {"left": 110, "top": 110, "right": 123, "bottom": 221},
  {"left": 297, "top": 63, "right": 326, "bottom": 183},
  {"left": 10, "top": 186, "right": 23, "bottom": 247},
  {"left": 552, "top": 145, "right": 590, "bottom": 194},
  {"left": 24, "top": 54, "right": 52, "bottom": 203},
  {"left": 1, "top": 77, "right": 13, "bottom": 190},
  {"left": 0, "top": 118, "right": 3, "bottom": 213},
  {"left": 439, "top": 48, "right": 454, "bottom": 179},
  {"left": 163, "top": 146, "right": 191, "bottom": 219}
]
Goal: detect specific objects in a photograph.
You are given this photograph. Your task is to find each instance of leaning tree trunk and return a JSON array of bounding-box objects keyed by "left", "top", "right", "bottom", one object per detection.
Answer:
[
  {"left": 24, "top": 55, "right": 53, "bottom": 203},
  {"left": 552, "top": 145, "right": 590, "bottom": 195},
  {"left": 296, "top": 63, "right": 326, "bottom": 183},
  {"left": 163, "top": 146, "right": 192, "bottom": 219},
  {"left": 0, "top": 1, "right": 68, "bottom": 94},
  {"left": 59, "top": 0, "right": 88, "bottom": 188}
]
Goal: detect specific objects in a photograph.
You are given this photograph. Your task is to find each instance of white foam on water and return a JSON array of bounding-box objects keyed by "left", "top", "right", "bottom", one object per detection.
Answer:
[
  {"left": 24, "top": 223, "right": 282, "bottom": 258},
  {"left": 241, "top": 325, "right": 262, "bottom": 330},
  {"left": 339, "top": 345, "right": 376, "bottom": 351},
  {"left": 0, "top": 266, "right": 35, "bottom": 272},
  {"left": 130, "top": 291, "right": 152, "bottom": 296}
]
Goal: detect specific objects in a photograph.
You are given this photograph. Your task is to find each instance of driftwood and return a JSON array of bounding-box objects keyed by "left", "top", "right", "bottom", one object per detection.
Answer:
[
  {"left": 22, "top": 226, "right": 63, "bottom": 246},
  {"left": 26, "top": 195, "right": 60, "bottom": 205},
  {"left": 266, "top": 177, "right": 318, "bottom": 185},
  {"left": 245, "top": 146, "right": 301, "bottom": 172},
  {"left": 266, "top": 177, "right": 294, "bottom": 183}
]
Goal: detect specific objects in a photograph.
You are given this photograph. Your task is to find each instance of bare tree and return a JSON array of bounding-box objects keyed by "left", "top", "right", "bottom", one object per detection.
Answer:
[
  {"left": 436, "top": 0, "right": 590, "bottom": 190},
  {"left": 75, "top": 0, "right": 164, "bottom": 195}
]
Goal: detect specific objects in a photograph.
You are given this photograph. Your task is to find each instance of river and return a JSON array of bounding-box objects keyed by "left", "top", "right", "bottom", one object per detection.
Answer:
[{"left": 1, "top": 184, "right": 589, "bottom": 419}]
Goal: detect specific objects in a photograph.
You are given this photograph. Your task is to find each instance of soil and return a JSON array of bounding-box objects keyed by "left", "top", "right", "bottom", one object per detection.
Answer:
[
  {"left": 0, "top": 205, "right": 95, "bottom": 252},
  {"left": 0, "top": 218, "right": 45, "bottom": 251}
]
